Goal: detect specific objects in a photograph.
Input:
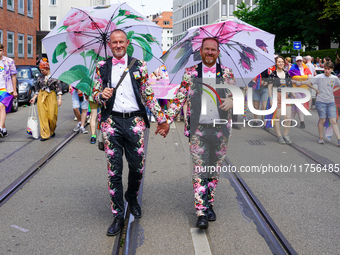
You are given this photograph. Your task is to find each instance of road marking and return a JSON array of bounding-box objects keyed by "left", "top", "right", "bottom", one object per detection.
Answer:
[
  {"left": 11, "top": 225, "right": 29, "bottom": 232},
  {"left": 190, "top": 228, "right": 212, "bottom": 255}
]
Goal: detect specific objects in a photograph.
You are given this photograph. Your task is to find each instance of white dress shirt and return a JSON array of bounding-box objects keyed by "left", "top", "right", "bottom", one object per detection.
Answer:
[
  {"left": 111, "top": 54, "right": 140, "bottom": 113},
  {"left": 199, "top": 63, "right": 220, "bottom": 124}
]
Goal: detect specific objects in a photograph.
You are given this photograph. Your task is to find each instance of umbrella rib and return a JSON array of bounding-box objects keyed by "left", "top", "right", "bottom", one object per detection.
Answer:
[
  {"left": 71, "top": 7, "right": 104, "bottom": 35},
  {"left": 129, "top": 42, "right": 164, "bottom": 65},
  {"left": 42, "top": 31, "right": 104, "bottom": 42}
]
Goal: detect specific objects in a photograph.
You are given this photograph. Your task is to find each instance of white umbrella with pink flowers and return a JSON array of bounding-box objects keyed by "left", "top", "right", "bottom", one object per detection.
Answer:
[
  {"left": 42, "top": 3, "right": 163, "bottom": 95},
  {"left": 162, "top": 19, "right": 275, "bottom": 87}
]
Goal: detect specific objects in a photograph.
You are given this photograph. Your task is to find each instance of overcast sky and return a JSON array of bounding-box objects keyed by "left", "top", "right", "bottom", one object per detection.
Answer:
[{"left": 110, "top": 0, "right": 173, "bottom": 17}]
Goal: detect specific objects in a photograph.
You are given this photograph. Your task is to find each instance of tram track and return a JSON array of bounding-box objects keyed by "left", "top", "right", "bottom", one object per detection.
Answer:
[
  {"left": 223, "top": 157, "right": 297, "bottom": 255},
  {"left": 111, "top": 127, "right": 150, "bottom": 255},
  {"left": 0, "top": 128, "right": 85, "bottom": 207}
]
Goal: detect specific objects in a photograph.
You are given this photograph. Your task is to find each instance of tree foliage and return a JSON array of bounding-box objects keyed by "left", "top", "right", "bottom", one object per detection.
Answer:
[{"left": 233, "top": 0, "right": 340, "bottom": 52}]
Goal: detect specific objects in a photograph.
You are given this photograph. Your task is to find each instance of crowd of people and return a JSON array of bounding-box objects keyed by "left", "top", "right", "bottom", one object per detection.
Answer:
[{"left": 246, "top": 54, "right": 340, "bottom": 146}]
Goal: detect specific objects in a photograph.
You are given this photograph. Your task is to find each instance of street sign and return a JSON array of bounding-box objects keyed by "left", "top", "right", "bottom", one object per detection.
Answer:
[{"left": 293, "top": 41, "right": 301, "bottom": 50}]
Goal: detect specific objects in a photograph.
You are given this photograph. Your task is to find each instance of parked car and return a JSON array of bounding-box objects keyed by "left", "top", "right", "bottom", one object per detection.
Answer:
[{"left": 16, "top": 65, "right": 41, "bottom": 104}]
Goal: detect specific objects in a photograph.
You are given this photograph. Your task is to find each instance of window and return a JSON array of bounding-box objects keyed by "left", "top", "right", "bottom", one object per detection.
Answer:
[
  {"left": 203, "top": 0, "right": 205, "bottom": 9},
  {"left": 31, "top": 67, "right": 40, "bottom": 77},
  {"left": 206, "top": 14, "right": 208, "bottom": 24},
  {"left": 18, "top": 34, "right": 24, "bottom": 57},
  {"left": 164, "top": 21, "right": 170, "bottom": 25},
  {"left": 7, "top": 32, "right": 14, "bottom": 57},
  {"left": 200, "top": 17, "right": 202, "bottom": 25},
  {"left": 229, "top": 4, "right": 234, "bottom": 16},
  {"left": 18, "top": 0, "right": 24, "bottom": 14},
  {"left": 50, "top": 0, "right": 56, "bottom": 5},
  {"left": 203, "top": 16, "right": 205, "bottom": 24},
  {"left": 200, "top": 1, "right": 202, "bottom": 11},
  {"left": 0, "top": 30, "right": 3, "bottom": 44},
  {"left": 0, "top": 0, "right": 3, "bottom": 8},
  {"left": 7, "top": 0, "right": 14, "bottom": 11},
  {"left": 222, "top": 3, "right": 227, "bottom": 16},
  {"left": 50, "top": 16, "right": 57, "bottom": 30},
  {"left": 27, "top": 0, "right": 33, "bottom": 17},
  {"left": 206, "top": 0, "right": 208, "bottom": 8},
  {"left": 27, "top": 35, "right": 33, "bottom": 58}
]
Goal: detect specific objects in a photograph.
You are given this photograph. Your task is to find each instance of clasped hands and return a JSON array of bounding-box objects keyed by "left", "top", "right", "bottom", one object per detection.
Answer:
[{"left": 155, "top": 122, "right": 170, "bottom": 138}]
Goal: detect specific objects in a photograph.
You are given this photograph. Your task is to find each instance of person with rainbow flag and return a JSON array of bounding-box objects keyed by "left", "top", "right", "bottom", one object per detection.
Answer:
[
  {"left": 0, "top": 43, "right": 17, "bottom": 138},
  {"left": 288, "top": 56, "right": 313, "bottom": 129},
  {"left": 312, "top": 61, "right": 340, "bottom": 146}
]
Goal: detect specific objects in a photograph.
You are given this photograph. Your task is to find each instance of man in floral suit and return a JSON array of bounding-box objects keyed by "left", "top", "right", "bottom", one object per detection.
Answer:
[
  {"left": 165, "top": 37, "right": 235, "bottom": 229},
  {"left": 92, "top": 29, "right": 169, "bottom": 236}
]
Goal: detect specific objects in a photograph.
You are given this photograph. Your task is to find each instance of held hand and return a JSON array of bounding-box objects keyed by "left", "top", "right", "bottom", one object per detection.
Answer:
[
  {"left": 57, "top": 98, "right": 62, "bottom": 107},
  {"left": 102, "top": 87, "right": 113, "bottom": 100},
  {"left": 155, "top": 122, "right": 170, "bottom": 138},
  {"left": 315, "top": 89, "right": 320, "bottom": 95},
  {"left": 68, "top": 85, "right": 73, "bottom": 93},
  {"left": 219, "top": 98, "right": 233, "bottom": 111},
  {"left": 295, "top": 81, "right": 302, "bottom": 87},
  {"left": 29, "top": 96, "right": 36, "bottom": 104},
  {"left": 12, "top": 91, "right": 18, "bottom": 98}
]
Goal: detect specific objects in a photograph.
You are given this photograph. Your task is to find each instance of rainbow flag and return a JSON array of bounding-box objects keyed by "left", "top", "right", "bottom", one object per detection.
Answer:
[
  {"left": 264, "top": 97, "right": 277, "bottom": 128},
  {"left": 323, "top": 105, "right": 339, "bottom": 141},
  {"left": 0, "top": 89, "right": 13, "bottom": 113},
  {"left": 288, "top": 63, "right": 312, "bottom": 77},
  {"left": 252, "top": 74, "right": 261, "bottom": 90}
]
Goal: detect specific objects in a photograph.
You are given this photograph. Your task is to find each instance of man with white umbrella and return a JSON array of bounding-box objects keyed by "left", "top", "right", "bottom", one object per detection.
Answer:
[
  {"left": 92, "top": 29, "right": 169, "bottom": 236},
  {"left": 163, "top": 37, "right": 235, "bottom": 229}
]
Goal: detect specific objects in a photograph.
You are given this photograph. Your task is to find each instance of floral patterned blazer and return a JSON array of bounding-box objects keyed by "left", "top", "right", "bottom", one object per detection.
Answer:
[
  {"left": 166, "top": 62, "right": 235, "bottom": 138},
  {"left": 35, "top": 74, "right": 62, "bottom": 95},
  {"left": 92, "top": 56, "right": 167, "bottom": 128}
]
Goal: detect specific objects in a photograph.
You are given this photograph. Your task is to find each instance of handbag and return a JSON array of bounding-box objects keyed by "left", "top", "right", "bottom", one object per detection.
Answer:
[
  {"left": 27, "top": 104, "right": 39, "bottom": 139},
  {"left": 98, "top": 58, "right": 137, "bottom": 151}
]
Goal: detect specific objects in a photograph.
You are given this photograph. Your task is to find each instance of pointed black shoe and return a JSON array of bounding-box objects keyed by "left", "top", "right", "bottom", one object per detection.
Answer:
[
  {"left": 196, "top": 216, "right": 209, "bottom": 229},
  {"left": 125, "top": 193, "right": 142, "bottom": 218},
  {"left": 207, "top": 206, "right": 216, "bottom": 221},
  {"left": 107, "top": 217, "right": 124, "bottom": 236}
]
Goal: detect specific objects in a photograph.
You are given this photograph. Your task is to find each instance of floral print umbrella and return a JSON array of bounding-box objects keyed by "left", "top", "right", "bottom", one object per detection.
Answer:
[
  {"left": 42, "top": 3, "right": 163, "bottom": 95},
  {"left": 161, "top": 19, "right": 275, "bottom": 87}
]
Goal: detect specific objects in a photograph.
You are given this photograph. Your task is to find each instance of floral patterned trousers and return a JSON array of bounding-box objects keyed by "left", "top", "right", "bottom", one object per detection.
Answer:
[
  {"left": 190, "top": 125, "right": 228, "bottom": 217},
  {"left": 101, "top": 114, "right": 146, "bottom": 218}
]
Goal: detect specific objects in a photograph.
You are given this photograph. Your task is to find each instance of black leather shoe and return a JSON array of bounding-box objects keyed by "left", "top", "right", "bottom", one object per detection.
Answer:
[
  {"left": 207, "top": 206, "right": 216, "bottom": 221},
  {"left": 40, "top": 138, "right": 49, "bottom": 141},
  {"left": 125, "top": 193, "right": 142, "bottom": 218},
  {"left": 300, "top": 122, "right": 305, "bottom": 129},
  {"left": 107, "top": 217, "right": 124, "bottom": 236},
  {"left": 196, "top": 216, "right": 209, "bottom": 229},
  {"left": 51, "top": 132, "right": 56, "bottom": 137}
]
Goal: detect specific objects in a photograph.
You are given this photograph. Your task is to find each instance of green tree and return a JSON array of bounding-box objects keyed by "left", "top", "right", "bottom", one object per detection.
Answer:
[{"left": 234, "top": 0, "right": 339, "bottom": 51}]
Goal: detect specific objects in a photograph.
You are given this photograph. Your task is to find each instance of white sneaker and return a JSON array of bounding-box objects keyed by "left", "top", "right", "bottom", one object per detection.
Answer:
[
  {"left": 79, "top": 127, "right": 88, "bottom": 134},
  {"left": 150, "top": 115, "right": 156, "bottom": 123},
  {"left": 73, "top": 122, "right": 81, "bottom": 132},
  {"left": 74, "top": 116, "right": 78, "bottom": 121}
]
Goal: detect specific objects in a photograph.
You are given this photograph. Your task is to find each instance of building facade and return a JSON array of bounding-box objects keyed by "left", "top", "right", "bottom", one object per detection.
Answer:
[
  {"left": 38, "top": 0, "right": 108, "bottom": 55},
  {"left": 151, "top": 11, "right": 173, "bottom": 52},
  {"left": 0, "top": 0, "right": 40, "bottom": 65},
  {"left": 173, "top": 0, "right": 255, "bottom": 43}
]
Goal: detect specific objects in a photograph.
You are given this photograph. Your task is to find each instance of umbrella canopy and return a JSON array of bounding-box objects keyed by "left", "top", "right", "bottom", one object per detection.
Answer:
[
  {"left": 42, "top": 3, "right": 163, "bottom": 95},
  {"left": 161, "top": 19, "right": 275, "bottom": 87}
]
